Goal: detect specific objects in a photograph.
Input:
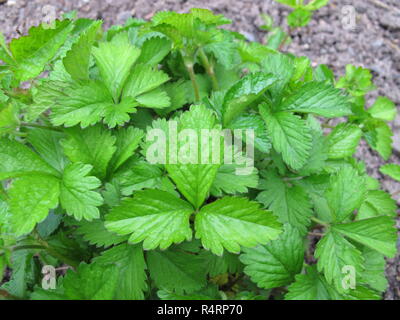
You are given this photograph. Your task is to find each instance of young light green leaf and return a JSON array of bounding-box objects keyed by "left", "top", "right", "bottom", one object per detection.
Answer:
[
  {"left": 92, "top": 33, "right": 141, "bottom": 101},
  {"left": 137, "top": 36, "right": 172, "bottom": 66},
  {"left": 368, "top": 97, "right": 397, "bottom": 121},
  {"left": 59, "top": 163, "right": 103, "bottom": 221},
  {"left": 105, "top": 189, "right": 194, "bottom": 250},
  {"left": 380, "top": 163, "right": 400, "bottom": 181},
  {"left": 195, "top": 197, "right": 282, "bottom": 256}
]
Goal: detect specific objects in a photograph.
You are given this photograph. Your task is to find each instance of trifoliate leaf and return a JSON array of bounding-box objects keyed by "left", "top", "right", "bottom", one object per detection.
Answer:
[
  {"left": 327, "top": 123, "right": 362, "bottom": 159},
  {"left": 147, "top": 247, "right": 207, "bottom": 294},
  {"left": 259, "top": 105, "right": 312, "bottom": 170},
  {"left": 325, "top": 166, "right": 366, "bottom": 223},
  {"left": 287, "top": 8, "right": 312, "bottom": 27},
  {"left": 332, "top": 216, "right": 397, "bottom": 258},
  {"left": 279, "top": 82, "right": 351, "bottom": 117},
  {"left": 92, "top": 33, "right": 141, "bottom": 101},
  {"left": 9, "top": 174, "right": 60, "bottom": 236},
  {"left": 336, "top": 65, "right": 375, "bottom": 96},
  {"left": 222, "top": 72, "right": 277, "bottom": 126},
  {"left": 315, "top": 230, "right": 364, "bottom": 292},
  {"left": 94, "top": 243, "right": 147, "bottom": 300},
  {"left": 9, "top": 20, "right": 74, "bottom": 83},
  {"left": 380, "top": 163, "right": 400, "bottom": 181},
  {"left": 368, "top": 97, "right": 397, "bottom": 121},
  {"left": 61, "top": 124, "right": 116, "bottom": 179},
  {"left": 165, "top": 105, "right": 221, "bottom": 209},
  {"left": 59, "top": 163, "right": 103, "bottom": 221},
  {"left": 105, "top": 189, "right": 194, "bottom": 250},
  {"left": 257, "top": 170, "right": 313, "bottom": 234},
  {"left": 63, "top": 263, "right": 119, "bottom": 300},
  {"left": 195, "top": 197, "right": 282, "bottom": 255},
  {"left": 0, "top": 138, "right": 60, "bottom": 180},
  {"left": 358, "top": 190, "right": 397, "bottom": 220},
  {"left": 240, "top": 224, "right": 304, "bottom": 289}
]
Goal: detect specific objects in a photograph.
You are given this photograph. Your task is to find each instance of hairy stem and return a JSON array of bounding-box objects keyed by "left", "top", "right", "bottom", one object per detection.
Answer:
[
  {"left": 11, "top": 245, "right": 47, "bottom": 252},
  {"left": 198, "top": 48, "right": 219, "bottom": 91}
]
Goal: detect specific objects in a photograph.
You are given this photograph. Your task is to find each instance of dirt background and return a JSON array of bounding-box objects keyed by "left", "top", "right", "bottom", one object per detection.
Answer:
[{"left": 0, "top": 0, "right": 399, "bottom": 299}]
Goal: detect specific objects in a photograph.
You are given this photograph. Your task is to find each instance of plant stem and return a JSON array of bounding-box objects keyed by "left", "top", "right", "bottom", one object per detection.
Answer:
[
  {"left": 310, "top": 216, "right": 329, "bottom": 227},
  {"left": 185, "top": 62, "right": 201, "bottom": 102},
  {"left": 20, "top": 122, "right": 62, "bottom": 132},
  {"left": 198, "top": 48, "right": 219, "bottom": 91}
]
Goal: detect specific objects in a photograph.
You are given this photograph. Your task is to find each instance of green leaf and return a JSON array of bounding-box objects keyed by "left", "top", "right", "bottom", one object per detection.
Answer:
[
  {"left": 259, "top": 105, "right": 312, "bottom": 170},
  {"left": 228, "top": 113, "right": 272, "bottom": 153},
  {"left": 0, "top": 138, "right": 59, "bottom": 180},
  {"left": 134, "top": 86, "right": 170, "bottom": 109},
  {"left": 279, "top": 82, "right": 351, "bottom": 117},
  {"left": 336, "top": 65, "right": 375, "bottom": 96},
  {"left": 63, "top": 263, "right": 119, "bottom": 300},
  {"left": 75, "top": 219, "right": 129, "bottom": 247},
  {"left": 210, "top": 164, "right": 258, "bottom": 197},
  {"left": 360, "top": 247, "right": 388, "bottom": 292},
  {"left": 165, "top": 105, "right": 221, "bottom": 209},
  {"left": 92, "top": 33, "right": 141, "bottom": 101},
  {"left": 315, "top": 230, "right": 364, "bottom": 292},
  {"left": 222, "top": 72, "right": 277, "bottom": 126},
  {"left": 368, "top": 122, "right": 393, "bottom": 160},
  {"left": 325, "top": 166, "right": 366, "bottom": 223},
  {"left": 380, "top": 163, "right": 400, "bottom": 181},
  {"left": 287, "top": 8, "right": 312, "bottom": 27},
  {"left": 9, "top": 20, "right": 74, "bottom": 83},
  {"left": 109, "top": 127, "right": 144, "bottom": 172},
  {"left": 201, "top": 251, "right": 243, "bottom": 277},
  {"left": 327, "top": 123, "right": 362, "bottom": 159},
  {"left": 147, "top": 247, "right": 207, "bottom": 294},
  {"left": 332, "top": 216, "right": 397, "bottom": 258},
  {"left": 63, "top": 21, "right": 102, "bottom": 81},
  {"left": 137, "top": 36, "right": 172, "bottom": 66},
  {"left": 358, "top": 190, "right": 397, "bottom": 219},
  {"left": 368, "top": 96, "right": 397, "bottom": 121},
  {"left": 240, "top": 224, "right": 304, "bottom": 289},
  {"left": 122, "top": 64, "right": 170, "bottom": 100},
  {"left": 257, "top": 170, "right": 313, "bottom": 234},
  {"left": 9, "top": 174, "right": 60, "bottom": 236},
  {"left": 59, "top": 163, "right": 103, "bottom": 221},
  {"left": 94, "top": 243, "right": 147, "bottom": 300},
  {"left": 286, "top": 266, "right": 341, "bottom": 300},
  {"left": 195, "top": 197, "right": 282, "bottom": 255},
  {"left": 105, "top": 189, "right": 194, "bottom": 250},
  {"left": 61, "top": 124, "right": 116, "bottom": 179},
  {"left": 27, "top": 128, "right": 67, "bottom": 173}
]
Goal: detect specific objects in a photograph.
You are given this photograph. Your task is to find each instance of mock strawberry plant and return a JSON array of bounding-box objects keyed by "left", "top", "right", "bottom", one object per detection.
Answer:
[{"left": 0, "top": 9, "right": 397, "bottom": 300}]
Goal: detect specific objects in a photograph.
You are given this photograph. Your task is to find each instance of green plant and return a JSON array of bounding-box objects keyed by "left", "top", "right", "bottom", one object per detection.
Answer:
[{"left": 0, "top": 9, "right": 397, "bottom": 300}]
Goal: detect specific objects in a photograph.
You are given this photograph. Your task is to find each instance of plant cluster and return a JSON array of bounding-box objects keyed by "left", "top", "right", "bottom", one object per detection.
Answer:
[{"left": 0, "top": 8, "right": 398, "bottom": 300}]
